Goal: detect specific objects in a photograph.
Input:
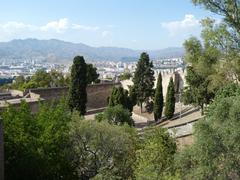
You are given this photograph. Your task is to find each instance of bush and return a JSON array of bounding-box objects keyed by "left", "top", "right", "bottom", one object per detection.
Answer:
[
  {"left": 134, "top": 127, "right": 177, "bottom": 179},
  {"left": 68, "top": 120, "right": 138, "bottom": 179},
  {"left": 96, "top": 105, "right": 134, "bottom": 126}
]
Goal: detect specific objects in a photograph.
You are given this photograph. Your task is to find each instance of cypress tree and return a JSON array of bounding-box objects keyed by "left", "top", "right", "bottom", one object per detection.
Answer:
[
  {"left": 154, "top": 73, "right": 164, "bottom": 121},
  {"left": 164, "top": 77, "right": 175, "bottom": 119},
  {"left": 68, "top": 56, "right": 87, "bottom": 115},
  {"left": 133, "top": 52, "right": 155, "bottom": 113},
  {"left": 108, "top": 87, "right": 133, "bottom": 112}
]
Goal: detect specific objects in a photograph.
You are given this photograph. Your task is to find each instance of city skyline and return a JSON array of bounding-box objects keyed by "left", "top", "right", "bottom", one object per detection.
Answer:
[{"left": 0, "top": 0, "right": 219, "bottom": 49}]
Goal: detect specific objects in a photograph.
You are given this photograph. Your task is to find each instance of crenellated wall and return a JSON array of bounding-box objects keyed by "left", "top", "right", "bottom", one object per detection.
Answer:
[{"left": 121, "top": 69, "right": 186, "bottom": 101}]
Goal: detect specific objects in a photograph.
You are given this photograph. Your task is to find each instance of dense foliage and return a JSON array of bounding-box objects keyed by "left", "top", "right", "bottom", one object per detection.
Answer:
[
  {"left": 3, "top": 99, "right": 76, "bottom": 180},
  {"left": 69, "top": 120, "right": 138, "bottom": 179},
  {"left": 8, "top": 70, "right": 68, "bottom": 90},
  {"left": 108, "top": 86, "right": 133, "bottom": 112},
  {"left": 182, "top": 35, "right": 218, "bottom": 111},
  {"left": 164, "top": 77, "right": 175, "bottom": 119},
  {"left": 134, "top": 127, "right": 177, "bottom": 180},
  {"left": 96, "top": 105, "right": 134, "bottom": 126},
  {"left": 86, "top": 63, "right": 100, "bottom": 84},
  {"left": 177, "top": 85, "right": 240, "bottom": 179},
  {"left": 2, "top": 97, "right": 179, "bottom": 180},
  {"left": 68, "top": 56, "right": 88, "bottom": 115},
  {"left": 154, "top": 73, "right": 164, "bottom": 121},
  {"left": 132, "top": 52, "right": 155, "bottom": 113},
  {"left": 183, "top": 0, "right": 240, "bottom": 112}
]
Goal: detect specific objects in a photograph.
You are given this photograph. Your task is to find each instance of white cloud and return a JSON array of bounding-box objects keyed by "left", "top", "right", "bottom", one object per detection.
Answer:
[
  {"left": 0, "top": 18, "right": 102, "bottom": 41},
  {"left": 161, "top": 14, "right": 200, "bottom": 37},
  {"left": 72, "top": 24, "right": 99, "bottom": 31},
  {"left": 102, "top": 30, "right": 111, "bottom": 38},
  {"left": 40, "top": 18, "right": 68, "bottom": 33},
  {"left": 0, "top": 21, "right": 37, "bottom": 32}
]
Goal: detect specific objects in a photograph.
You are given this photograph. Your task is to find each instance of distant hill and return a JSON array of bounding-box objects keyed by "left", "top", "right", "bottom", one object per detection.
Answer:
[{"left": 0, "top": 39, "right": 184, "bottom": 63}]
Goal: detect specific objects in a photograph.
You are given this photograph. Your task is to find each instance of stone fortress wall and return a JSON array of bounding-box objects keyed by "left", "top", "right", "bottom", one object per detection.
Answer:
[
  {"left": 0, "top": 83, "right": 120, "bottom": 114},
  {"left": 27, "top": 83, "right": 121, "bottom": 110},
  {"left": 121, "top": 68, "right": 186, "bottom": 100}
]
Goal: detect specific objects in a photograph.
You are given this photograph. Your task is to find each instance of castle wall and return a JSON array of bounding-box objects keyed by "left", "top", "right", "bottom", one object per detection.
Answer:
[
  {"left": 26, "top": 83, "right": 120, "bottom": 111},
  {"left": 121, "top": 69, "right": 186, "bottom": 100}
]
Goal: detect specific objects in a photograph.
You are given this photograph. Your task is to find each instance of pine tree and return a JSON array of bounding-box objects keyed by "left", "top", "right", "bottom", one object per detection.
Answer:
[
  {"left": 164, "top": 77, "right": 175, "bottom": 119},
  {"left": 68, "top": 56, "right": 87, "bottom": 115},
  {"left": 154, "top": 73, "right": 164, "bottom": 121},
  {"left": 133, "top": 52, "right": 155, "bottom": 113}
]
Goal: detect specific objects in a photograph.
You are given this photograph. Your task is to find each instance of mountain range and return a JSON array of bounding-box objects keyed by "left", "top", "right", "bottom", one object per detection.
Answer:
[{"left": 0, "top": 39, "right": 185, "bottom": 63}]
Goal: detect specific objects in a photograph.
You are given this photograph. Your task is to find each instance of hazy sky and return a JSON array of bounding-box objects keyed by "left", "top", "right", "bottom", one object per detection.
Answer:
[{"left": 0, "top": 0, "right": 219, "bottom": 49}]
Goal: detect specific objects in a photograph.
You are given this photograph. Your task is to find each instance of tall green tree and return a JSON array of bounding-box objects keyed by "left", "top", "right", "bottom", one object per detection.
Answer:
[
  {"left": 182, "top": 37, "right": 217, "bottom": 113},
  {"left": 108, "top": 87, "right": 126, "bottom": 107},
  {"left": 133, "top": 52, "right": 155, "bottom": 113},
  {"left": 182, "top": 1, "right": 240, "bottom": 112},
  {"left": 164, "top": 77, "right": 175, "bottom": 119},
  {"left": 68, "top": 56, "right": 87, "bottom": 115},
  {"left": 108, "top": 86, "right": 133, "bottom": 112},
  {"left": 129, "top": 85, "right": 137, "bottom": 107},
  {"left": 154, "top": 73, "right": 164, "bottom": 121},
  {"left": 86, "top": 64, "right": 99, "bottom": 84}
]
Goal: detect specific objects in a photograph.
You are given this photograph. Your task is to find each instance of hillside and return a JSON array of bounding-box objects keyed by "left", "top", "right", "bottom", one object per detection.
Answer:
[{"left": 0, "top": 39, "right": 184, "bottom": 62}]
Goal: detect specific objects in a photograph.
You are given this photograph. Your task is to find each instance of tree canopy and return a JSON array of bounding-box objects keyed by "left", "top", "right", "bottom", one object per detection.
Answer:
[
  {"left": 192, "top": 0, "right": 240, "bottom": 32},
  {"left": 96, "top": 105, "right": 134, "bottom": 126},
  {"left": 177, "top": 85, "right": 240, "bottom": 179},
  {"left": 86, "top": 63, "right": 100, "bottom": 84},
  {"left": 108, "top": 86, "right": 133, "bottom": 112},
  {"left": 154, "top": 73, "right": 164, "bottom": 121},
  {"left": 132, "top": 52, "right": 155, "bottom": 113},
  {"left": 134, "top": 127, "right": 177, "bottom": 180},
  {"left": 68, "top": 120, "right": 138, "bottom": 179},
  {"left": 68, "top": 56, "right": 88, "bottom": 115},
  {"left": 2, "top": 99, "right": 76, "bottom": 180},
  {"left": 182, "top": 1, "right": 240, "bottom": 108},
  {"left": 164, "top": 77, "right": 175, "bottom": 119}
]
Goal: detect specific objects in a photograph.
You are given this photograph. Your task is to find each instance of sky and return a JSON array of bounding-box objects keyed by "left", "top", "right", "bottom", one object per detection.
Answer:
[{"left": 0, "top": 0, "right": 219, "bottom": 49}]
